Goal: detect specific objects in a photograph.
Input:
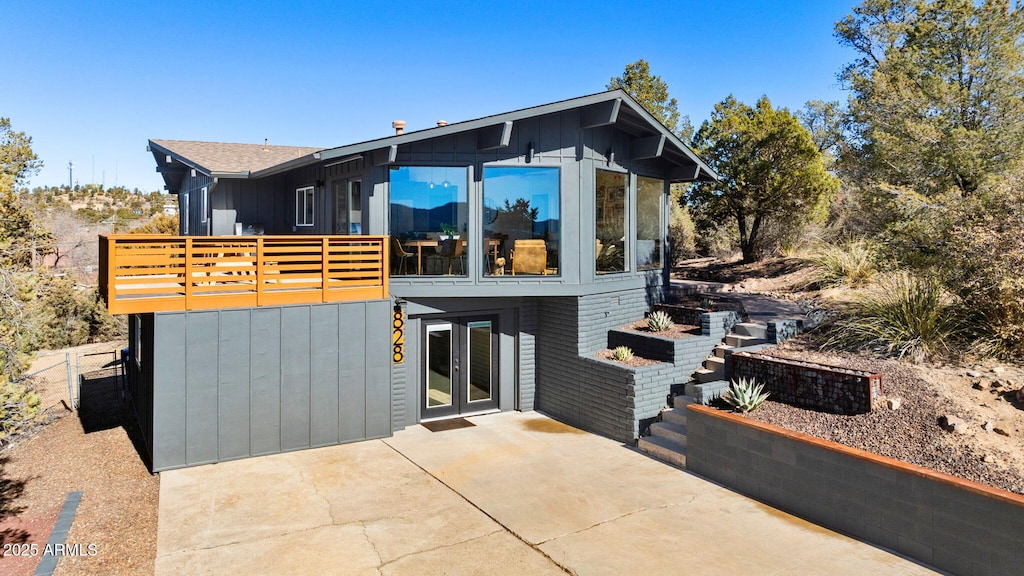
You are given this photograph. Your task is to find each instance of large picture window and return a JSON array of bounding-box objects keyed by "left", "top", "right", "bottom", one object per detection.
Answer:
[
  {"left": 483, "top": 167, "right": 560, "bottom": 276},
  {"left": 295, "top": 186, "right": 315, "bottom": 227},
  {"left": 595, "top": 170, "right": 627, "bottom": 274},
  {"left": 389, "top": 166, "right": 469, "bottom": 276},
  {"left": 636, "top": 176, "right": 665, "bottom": 270}
]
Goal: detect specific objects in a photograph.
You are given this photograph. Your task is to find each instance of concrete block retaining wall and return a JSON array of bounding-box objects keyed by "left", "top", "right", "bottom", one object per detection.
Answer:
[
  {"left": 686, "top": 405, "right": 1024, "bottom": 576},
  {"left": 732, "top": 352, "right": 882, "bottom": 415}
]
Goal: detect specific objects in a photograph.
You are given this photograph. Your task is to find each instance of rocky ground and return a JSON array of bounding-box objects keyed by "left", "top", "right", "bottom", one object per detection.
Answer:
[
  {"left": 677, "top": 256, "right": 1024, "bottom": 497},
  {"left": 746, "top": 339, "right": 1024, "bottom": 496}
]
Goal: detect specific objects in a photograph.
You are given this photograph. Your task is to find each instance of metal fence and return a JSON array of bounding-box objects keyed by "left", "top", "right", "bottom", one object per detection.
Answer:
[{"left": 14, "top": 348, "right": 125, "bottom": 410}]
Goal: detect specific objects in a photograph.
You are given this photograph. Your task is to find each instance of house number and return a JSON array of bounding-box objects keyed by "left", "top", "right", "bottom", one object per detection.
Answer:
[{"left": 392, "top": 306, "right": 405, "bottom": 363}]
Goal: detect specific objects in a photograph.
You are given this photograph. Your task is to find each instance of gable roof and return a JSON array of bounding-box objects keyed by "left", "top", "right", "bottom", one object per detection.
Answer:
[
  {"left": 149, "top": 139, "right": 323, "bottom": 177},
  {"left": 315, "top": 89, "right": 717, "bottom": 182},
  {"left": 150, "top": 89, "right": 717, "bottom": 188}
]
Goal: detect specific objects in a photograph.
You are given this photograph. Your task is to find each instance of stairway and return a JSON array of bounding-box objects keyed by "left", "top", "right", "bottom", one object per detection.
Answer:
[
  {"left": 637, "top": 398, "right": 693, "bottom": 468},
  {"left": 686, "top": 322, "right": 770, "bottom": 404}
]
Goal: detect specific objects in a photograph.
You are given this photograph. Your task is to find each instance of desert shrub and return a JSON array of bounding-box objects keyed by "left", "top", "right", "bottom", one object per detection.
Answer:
[
  {"left": 30, "top": 276, "right": 125, "bottom": 350},
  {"left": 129, "top": 213, "right": 178, "bottom": 234},
  {"left": 828, "top": 272, "right": 963, "bottom": 363},
  {"left": 611, "top": 346, "right": 634, "bottom": 362},
  {"left": 815, "top": 239, "right": 878, "bottom": 286},
  {"left": 0, "top": 375, "right": 41, "bottom": 443},
  {"left": 668, "top": 200, "right": 697, "bottom": 265},
  {"left": 646, "top": 311, "right": 675, "bottom": 332},
  {"left": 938, "top": 185, "right": 1024, "bottom": 358},
  {"left": 721, "top": 377, "right": 769, "bottom": 412}
]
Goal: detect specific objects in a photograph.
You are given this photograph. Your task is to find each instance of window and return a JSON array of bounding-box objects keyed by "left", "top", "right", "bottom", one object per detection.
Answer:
[
  {"left": 483, "top": 166, "right": 560, "bottom": 276},
  {"left": 180, "top": 193, "right": 190, "bottom": 234},
  {"left": 595, "top": 170, "right": 627, "bottom": 274},
  {"left": 199, "top": 186, "right": 209, "bottom": 225},
  {"left": 636, "top": 176, "right": 665, "bottom": 270},
  {"left": 389, "top": 166, "right": 468, "bottom": 276},
  {"left": 296, "top": 186, "right": 315, "bottom": 227}
]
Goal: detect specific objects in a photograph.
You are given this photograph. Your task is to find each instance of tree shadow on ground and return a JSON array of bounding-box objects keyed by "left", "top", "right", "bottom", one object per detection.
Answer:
[{"left": 0, "top": 456, "right": 29, "bottom": 546}]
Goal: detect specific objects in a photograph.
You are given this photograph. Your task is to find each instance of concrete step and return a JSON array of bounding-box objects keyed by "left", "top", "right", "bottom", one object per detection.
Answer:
[
  {"left": 693, "top": 367, "right": 722, "bottom": 383},
  {"left": 685, "top": 379, "right": 730, "bottom": 404},
  {"left": 704, "top": 356, "right": 725, "bottom": 370},
  {"left": 725, "top": 334, "right": 767, "bottom": 348},
  {"left": 732, "top": 322, "right": 768, "bottom": 339},
  {"left": 637, "top": 435, "right": 687, "bottom": 468},
  {"left": 662, "top": 406, "right": 689, "bottom": 427},
  {"left": 649, "top": 421, "right": 688, "bottom": 447},
  {"left": 713, "top": 344, "right": 734, "bottom": 358}
]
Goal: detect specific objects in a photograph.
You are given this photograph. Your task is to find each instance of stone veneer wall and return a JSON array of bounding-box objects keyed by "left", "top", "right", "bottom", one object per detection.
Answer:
[
  {"left": 731, "top": 352, "right": 881, "bottom": 415},
  {"left": 686, "top": 405, "right": 1024, "bottom": 576}
]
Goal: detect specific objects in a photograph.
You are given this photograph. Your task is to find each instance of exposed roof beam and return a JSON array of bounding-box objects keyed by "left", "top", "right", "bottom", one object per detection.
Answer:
[
  {"left": 323, "top": 154, "right": 363, "bottom": 168},
  {"left": 631, "top": 135, "right": 666, "bottom": 160},
  {"left": 667, "top": 163, "right": 703, "bottom": 182},
  {"left": 373, "top": 145, "right": 398, "bottom": 166},
  {"left": 580, "top": 98, "right": 621, "bottom": 129},
  {"left": 477, "top": 121, "right": 513, "bottom": 151}
]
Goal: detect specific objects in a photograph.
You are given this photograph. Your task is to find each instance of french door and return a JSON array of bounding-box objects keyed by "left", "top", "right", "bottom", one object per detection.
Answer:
[{"left": 422, "top": 316, "right": 498, "bottom": 420}]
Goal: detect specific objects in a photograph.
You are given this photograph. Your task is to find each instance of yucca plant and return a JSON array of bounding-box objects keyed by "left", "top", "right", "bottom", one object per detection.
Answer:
[
  {"left": 647, "top": 310, "right": 675, "bottom": 332},
  {"left": 721, "top": 377, "right": 770, "bottom": 413},
  {"left": 611, "top": 346, "right": 634, "bottom": 362},
  {"left": 828, "top": 272, "right": 962, "bottom": 363}
]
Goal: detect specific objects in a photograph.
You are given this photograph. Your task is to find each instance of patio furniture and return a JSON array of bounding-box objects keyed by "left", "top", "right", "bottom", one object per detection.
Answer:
[{"left": 391, "top": 237, "right": 415, "bottom": 275}]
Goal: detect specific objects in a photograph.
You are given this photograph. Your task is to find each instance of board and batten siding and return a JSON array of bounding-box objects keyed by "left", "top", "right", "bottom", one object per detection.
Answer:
[{"left": 148, "top": 300, "right": 391, "bottom": 471}]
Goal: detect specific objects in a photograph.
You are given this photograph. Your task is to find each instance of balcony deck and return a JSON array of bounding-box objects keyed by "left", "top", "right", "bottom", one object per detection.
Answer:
[{"left": 99, "top": 235, "right": 389, "bottom": 315}]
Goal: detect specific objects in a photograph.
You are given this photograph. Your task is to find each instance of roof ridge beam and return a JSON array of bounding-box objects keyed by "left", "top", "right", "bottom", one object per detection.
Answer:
[{"left": 580, "top": 98, "right": 621, "bottom": 129}]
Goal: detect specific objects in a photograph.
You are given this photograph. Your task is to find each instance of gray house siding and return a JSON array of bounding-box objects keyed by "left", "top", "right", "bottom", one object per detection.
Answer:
[{"left": 144, "top": 300, "right": 391, "bottom": 472}]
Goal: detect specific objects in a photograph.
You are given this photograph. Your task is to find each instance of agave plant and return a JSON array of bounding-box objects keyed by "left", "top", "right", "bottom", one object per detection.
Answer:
[
  {"left": 721, "top": 377, "right": 770, "bottom": 413},
  {"left": 612, "top": 346, "right": 634, "bottom": 362},
  {"left": 647, "top": 310, "right": 675, "bottom": 332}
]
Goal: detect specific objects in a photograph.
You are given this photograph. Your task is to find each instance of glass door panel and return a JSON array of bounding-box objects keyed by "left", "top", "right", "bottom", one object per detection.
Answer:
[
  {"left": 467, "top": 321, "right": 492, "bottom": 402},
  {"left": 422, "top": 316, "right": 499, "bottom": 420},
  {"left": 425, "top": 324, "right": 453, "bottom": 409}
]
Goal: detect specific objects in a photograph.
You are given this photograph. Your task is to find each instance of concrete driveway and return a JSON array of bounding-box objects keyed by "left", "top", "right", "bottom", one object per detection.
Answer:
[{"left": 156, "top": 411, "right": 938, "bottom": 575}]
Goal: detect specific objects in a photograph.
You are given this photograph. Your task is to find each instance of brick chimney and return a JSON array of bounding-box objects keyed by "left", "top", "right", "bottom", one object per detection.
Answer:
[{"left": 392, "top": 120, "right": 406, "bottom": 135}]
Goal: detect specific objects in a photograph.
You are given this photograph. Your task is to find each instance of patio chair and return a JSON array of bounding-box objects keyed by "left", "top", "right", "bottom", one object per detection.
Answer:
[{"left": 391, "top": 237, "right": 414, "bottom": 275}]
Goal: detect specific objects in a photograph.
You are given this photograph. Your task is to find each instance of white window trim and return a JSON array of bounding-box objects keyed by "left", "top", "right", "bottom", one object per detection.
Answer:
[{"left": 296, "top": 186, "right": 315, "bottom": 227}]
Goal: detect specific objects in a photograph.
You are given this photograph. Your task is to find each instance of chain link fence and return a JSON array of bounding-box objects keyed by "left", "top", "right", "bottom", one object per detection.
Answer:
[{"left": 15, "top": 346, "right": 126, "bottom": 411}]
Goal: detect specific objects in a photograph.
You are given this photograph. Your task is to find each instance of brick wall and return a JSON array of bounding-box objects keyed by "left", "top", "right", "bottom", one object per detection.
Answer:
[
  {"left": 518, "top": 300, "right": 538, "bottom": 411},
  {"left": 731, "top": 351, "right": 881, "bottom": 415},
  {"left": 536, "top": 292, "right": 730, "bottom": 442},
  {"left": 686, "top": 405, "right": 1024, "bottom": 576}
]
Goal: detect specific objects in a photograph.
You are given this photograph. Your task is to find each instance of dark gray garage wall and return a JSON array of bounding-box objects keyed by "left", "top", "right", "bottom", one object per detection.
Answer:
[{"left": 150, "top": 300, "right": 392, "bottom": 472}]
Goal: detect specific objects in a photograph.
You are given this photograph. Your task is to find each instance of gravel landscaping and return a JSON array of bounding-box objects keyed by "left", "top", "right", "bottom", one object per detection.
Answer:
[{"left": 740, "top": 341, "right": 1024, "bottom": 496}]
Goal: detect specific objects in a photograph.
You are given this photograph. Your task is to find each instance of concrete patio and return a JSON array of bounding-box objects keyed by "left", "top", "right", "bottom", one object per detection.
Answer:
[{"left": 156, "top": 411, "right": 938, "bottom": 575}]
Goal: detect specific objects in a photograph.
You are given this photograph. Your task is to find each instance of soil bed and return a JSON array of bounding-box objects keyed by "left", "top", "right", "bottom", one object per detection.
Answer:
[
  {"left": 738, "top": 341, "right": 1024, "bottom": 496},
  {"left": 593, "top": 348, "right": 661, "bottom": 367},
  {"left": 620, "top": 319, "right": 701, "bottom": 339}
]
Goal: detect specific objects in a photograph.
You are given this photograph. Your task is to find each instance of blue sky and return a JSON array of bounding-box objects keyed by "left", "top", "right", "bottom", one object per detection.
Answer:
[{"left": 2, "top": 1, "right": 856, "bottom": 192}]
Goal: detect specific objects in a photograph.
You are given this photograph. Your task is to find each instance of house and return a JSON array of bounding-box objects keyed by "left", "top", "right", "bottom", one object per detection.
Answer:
[{"left": 102, "top": 89, "right": 717, "bottom": 471}]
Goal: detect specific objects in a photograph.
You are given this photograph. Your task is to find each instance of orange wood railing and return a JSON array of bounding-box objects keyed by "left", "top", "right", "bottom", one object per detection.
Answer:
[{"left": 98, "top": 235, "right": 390, "bottom": 314}]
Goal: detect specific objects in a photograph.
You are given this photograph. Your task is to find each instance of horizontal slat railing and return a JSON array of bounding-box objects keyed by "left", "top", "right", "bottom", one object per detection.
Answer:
[{"left": 98, "top": 234, "right": 389, "bottom": 314}]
